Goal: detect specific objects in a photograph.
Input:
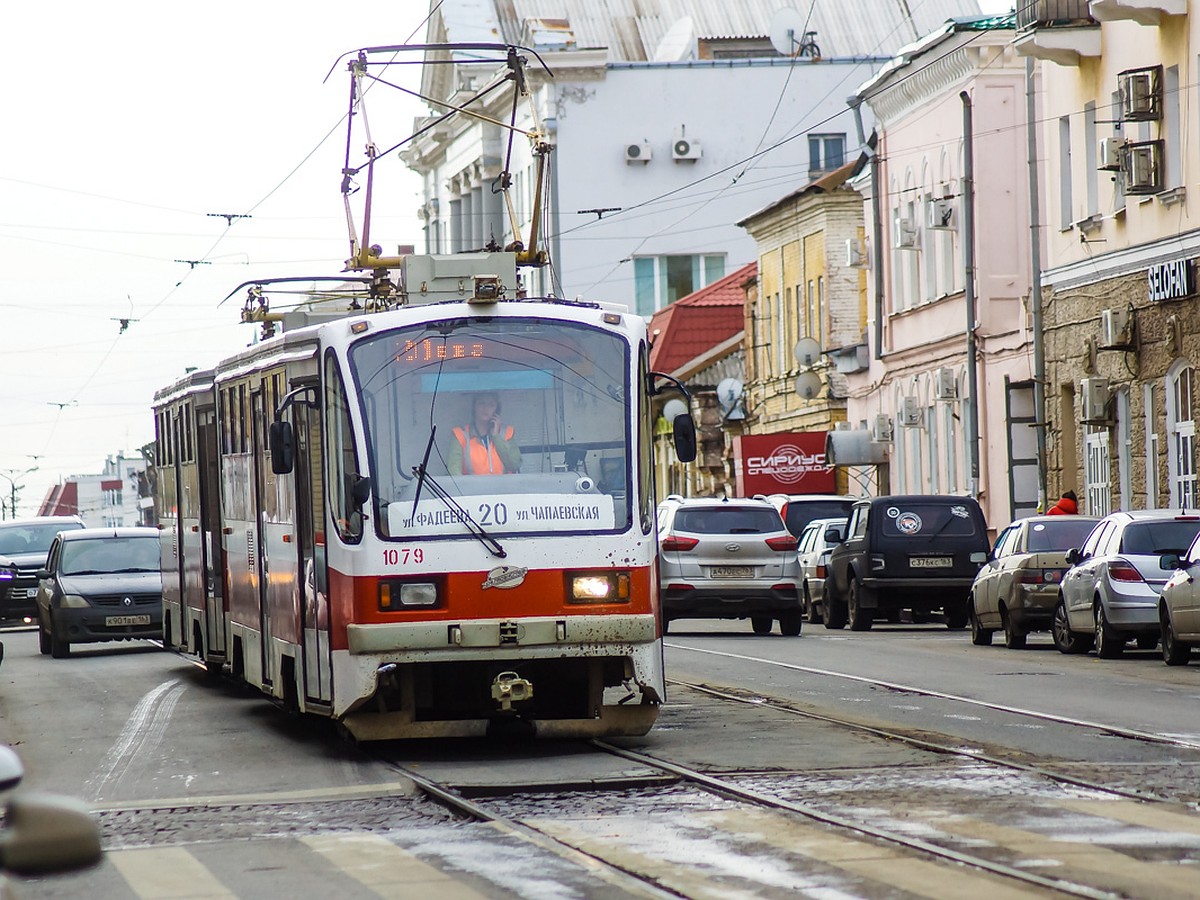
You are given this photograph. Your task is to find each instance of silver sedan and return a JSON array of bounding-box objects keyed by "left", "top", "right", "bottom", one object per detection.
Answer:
[{"left": 1055, "top": 510, "right": 1200, "bottom": 658}]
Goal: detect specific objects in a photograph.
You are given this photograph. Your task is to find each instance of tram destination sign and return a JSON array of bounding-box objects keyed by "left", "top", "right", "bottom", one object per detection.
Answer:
[{"left": 1147, "top": 258, "right": 1196, "bottom": 303}]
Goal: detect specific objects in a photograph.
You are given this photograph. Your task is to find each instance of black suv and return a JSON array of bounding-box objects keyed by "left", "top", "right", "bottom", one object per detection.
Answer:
[
  {"left": 824, "top": 495, "right": 989, "bottom": 631},
  {"left": 0, "top": 517, "right": 85, "bottom": 622}
]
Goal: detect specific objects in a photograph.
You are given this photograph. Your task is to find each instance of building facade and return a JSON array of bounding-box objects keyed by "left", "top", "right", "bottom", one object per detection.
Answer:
[{"left": 39, "top": 451, "right": 154, "bottom": 527}]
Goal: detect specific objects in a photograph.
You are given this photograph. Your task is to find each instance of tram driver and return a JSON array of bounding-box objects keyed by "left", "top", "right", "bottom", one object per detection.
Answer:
[{"left": 447, "top": 391, "right": 522, "bottom": 475}]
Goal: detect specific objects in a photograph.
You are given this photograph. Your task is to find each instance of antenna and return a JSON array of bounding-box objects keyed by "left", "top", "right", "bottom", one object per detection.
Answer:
[
  {"left": 769, "top": 8, "right": 808, "bottom": 57},
  {"left": 794, "top": 336, "right": 822, "bottom": 368},
  {"left": 794, "top": 371, "right": 823, "bottom": 400}
]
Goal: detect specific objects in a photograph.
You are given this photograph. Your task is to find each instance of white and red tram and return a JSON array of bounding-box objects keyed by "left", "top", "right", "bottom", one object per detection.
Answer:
[{"left": 153, "top": 255, "right": 696, "bottom": 739}]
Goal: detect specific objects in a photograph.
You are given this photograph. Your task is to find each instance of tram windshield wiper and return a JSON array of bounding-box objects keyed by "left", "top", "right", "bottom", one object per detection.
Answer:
[{"left": 410, "top": 427, "right": 506, "bottom": 559}]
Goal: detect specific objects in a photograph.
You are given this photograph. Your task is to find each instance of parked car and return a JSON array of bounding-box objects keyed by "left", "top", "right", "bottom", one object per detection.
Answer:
[
  {"left": 796, "top": 516, "right": 848, "bottom": 624},
  {"left": 657, "top": 496, "right": 802, "bottom": 635},
  {"left": 0, "top": 517, "right": 85, "bottom": 622},
  {"left": 824, "top": 495, "right": 990, "bottom": 631},
  {"left": 35, "top": 527, "right": 163, "bottom": 658},
  {"left": 1158, "top": 534, "right": 1200, "bottom": 666},
  {"left": 765, "top": 494, "right": 855, "bottom": 539},
  {"left": 1054, "top": 510, "right": 1200, "bottom": 658},
  {"left": 970, "top": 514, "right": 1100, "bottom": 649}
]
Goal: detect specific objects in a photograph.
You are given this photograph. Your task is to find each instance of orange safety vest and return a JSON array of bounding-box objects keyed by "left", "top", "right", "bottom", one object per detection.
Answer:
[{"left": 453, "top": 424, "right": 514, "bottom": 474}]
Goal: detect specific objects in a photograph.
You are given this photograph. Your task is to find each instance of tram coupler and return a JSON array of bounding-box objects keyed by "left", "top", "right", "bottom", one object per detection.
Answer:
[{"left": 490, "top": 671, "right": 533, "bottom": 712}]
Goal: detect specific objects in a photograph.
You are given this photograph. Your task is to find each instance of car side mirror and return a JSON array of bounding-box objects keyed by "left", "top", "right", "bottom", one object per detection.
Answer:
[
  {"left": 351, "top": 475, "right": 372, "bottom": 509},
  {"left": 0, "top": 746, "right": 22, "bottom": 792},
  {"left": 1160, "top": 553, "right": 1183, "bottom": 572},
  {"left": 269, "top": 421, "right": 295, "bottom": 475},
  {"left": 35, "top": 570, "right": 49, "bottom": 580},
  {"left": 824, "top": 527, "right": 843, "bottom": 543},
  {"left": 1065, "top": 548, "right": 1081, "bottom": 565},
  {"left": 0, "top": 793, "right": 102, "bottom": 874}
]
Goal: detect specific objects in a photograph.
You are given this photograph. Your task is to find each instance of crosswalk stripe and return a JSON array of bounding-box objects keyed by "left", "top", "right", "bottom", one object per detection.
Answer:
[
  {"left": 1057, "top": 799, "right": 1200, "bottom": 836},
  {"left": 301, "top": 833, "right": 488, "bottom": 899},
  {"left": 108, "top": 847, "right": 235, "bottom": 899}
]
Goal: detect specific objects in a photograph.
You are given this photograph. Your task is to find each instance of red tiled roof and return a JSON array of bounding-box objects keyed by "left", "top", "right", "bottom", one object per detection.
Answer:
[{"left": 648, "top": 262, "right": 754, "bottom": 374}]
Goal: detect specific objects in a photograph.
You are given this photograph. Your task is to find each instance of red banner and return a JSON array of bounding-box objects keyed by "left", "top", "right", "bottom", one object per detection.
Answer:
[{"left": 733, "top": 432, "right": 834, "bottom": 495}]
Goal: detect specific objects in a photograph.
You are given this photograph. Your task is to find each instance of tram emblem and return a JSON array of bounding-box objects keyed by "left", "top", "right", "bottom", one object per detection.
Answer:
[{"left": 482, "top": 565, "right": 528, "bottom": 590}]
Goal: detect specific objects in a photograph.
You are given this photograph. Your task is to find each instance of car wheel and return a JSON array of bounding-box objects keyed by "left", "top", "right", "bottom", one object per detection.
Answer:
[
  {"left": 970, "top": 602, "right": 994, "bottom": 646},
  {"left": 823, "top": 583, "right": 847, "bottom": 630},
  {"left": 778, "top": 612, "right": 802, "bottom": 637},
  {"left": 848, "top": 580, "right": 873, "bottom": 632},
  {"left": 1161, "top": 605, "right": 1191, "bottom": 666},
  {"left": 49, "top": 621, "right": 70, "bottom": 659},
  {"left": 1135, "top": 634, "right": 1158, "bottom": 651},
  {"left": 945, "top": 603, "right": 969, "bottom": 630},
  {"left": 37, "top": 617, "right": 51, "bottom": 656},
  {"left": 805, "top": 588, "right": 822, "bottom": 625},
  {"left": 1094, "top": 602, "right": 1124, "bottom": 659},
  {"left": 751, "top": 616, "right": 773, "bottom": 635},
  {"left": 1053, "top": 598, "right": 1093, "bottom": 654},
  {"left": 1001, "top": 606, "right": 1027, "bottom": 650}
]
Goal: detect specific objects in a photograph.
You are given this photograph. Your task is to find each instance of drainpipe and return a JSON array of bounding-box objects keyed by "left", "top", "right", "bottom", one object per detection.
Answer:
[
  {"left": 962, "top": 91, "right": 981, "bottom": 499},
  {"left": 849, "top": 97, "right": 883, "bottom": 360},
  {"left": 1026, "top": 58, "right": 1048, "bottom": 511}
]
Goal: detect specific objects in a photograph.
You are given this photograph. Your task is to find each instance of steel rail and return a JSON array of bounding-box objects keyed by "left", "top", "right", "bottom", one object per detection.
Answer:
[
  {"left": 592, "top": 739, "right": 1122, "bottom": 900},
  {"left": 666, "top": 642, "right": 1200, "bottom": 751}
]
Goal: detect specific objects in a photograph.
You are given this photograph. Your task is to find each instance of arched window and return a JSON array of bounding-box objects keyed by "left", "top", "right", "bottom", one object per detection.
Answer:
[{"left": 1166, "top": 360, "right": 1196, "bottom": 508}]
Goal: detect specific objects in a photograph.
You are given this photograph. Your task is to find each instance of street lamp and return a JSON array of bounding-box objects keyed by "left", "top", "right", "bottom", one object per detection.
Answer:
[{"left": 0, "top": 467, "right": 38, "bottom": 520}]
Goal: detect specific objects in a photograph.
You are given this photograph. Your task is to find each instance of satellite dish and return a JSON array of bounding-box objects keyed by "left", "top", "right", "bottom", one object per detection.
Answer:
[
  {"left": 653, "top": 17, "right": 694, "bottom": 63},
  {"left": 795, "top": 371, "right": 823, "bottom": 400},
  {"left": 769, "top": 8, "right": 808, "bottom": 56},
  {"left": 794, "top": 336, "right": 821, "bottom": 367},
  {"left": 716, "top": 378, "right": 744, "bottom": 410},
  {"left": 663, "top": 398, "right": 689, "bottom": 421}
]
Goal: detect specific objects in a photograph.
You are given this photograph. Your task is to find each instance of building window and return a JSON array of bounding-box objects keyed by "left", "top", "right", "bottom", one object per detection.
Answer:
[
  {"left": 1145, "top": 382, "right": 1158, "bottom": 509},
  {"left": 1168, "top": 362, "right": 1197, "bottom": 507},
  {"left": 1058, "top": 115, "right": 1073, "bottom": 230},
  {"left": 632, "top": 254, "right": 726, "bottom": 316},
  {"left": 1084, "top": 427, "right": 1111, "bottom": 516},
  {"left": 1084, "top": 102, "right": 1098, "bottom": 218},
  {"left": 808, "top": 133, "right": 845, "bottom": 176}
]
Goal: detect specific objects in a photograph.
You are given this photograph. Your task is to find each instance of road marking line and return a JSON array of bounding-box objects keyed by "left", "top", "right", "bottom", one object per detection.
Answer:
[
  {"left": 302, "top": 833, "right": 488, "bottom": 899},
  {"left": 108, "top": 847, "right": 234, "bottom": 899},
  {"left": 86, "top": 679, "right": 184, "bottom": 802},
  {"left": 1057, "top": 799, "right": 1200, "bottom": 835}
]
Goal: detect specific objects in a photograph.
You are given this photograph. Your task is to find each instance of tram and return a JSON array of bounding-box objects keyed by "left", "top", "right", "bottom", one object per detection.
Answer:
[{"left": 153, "top": 251, "right": 697, "bottom": 739}]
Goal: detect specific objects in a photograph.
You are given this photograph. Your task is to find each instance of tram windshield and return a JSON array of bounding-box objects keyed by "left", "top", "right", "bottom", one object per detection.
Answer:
[{"left": 350, "top": 317, "right": 633, "bottom": 539}]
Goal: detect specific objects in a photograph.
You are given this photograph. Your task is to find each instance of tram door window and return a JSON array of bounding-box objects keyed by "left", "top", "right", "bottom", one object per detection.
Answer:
[
  {"left": 324, "top": 353, "right": 363, "bottom": 543},
  {"left": 197, "top": 405, "right": 225, "bottom": 656},
  {"left": 638, "top": 343, "right": 654, "bottom": 534}
]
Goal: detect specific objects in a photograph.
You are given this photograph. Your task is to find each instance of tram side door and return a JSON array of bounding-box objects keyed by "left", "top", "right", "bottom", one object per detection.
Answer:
[
  {"left": 294, "top": 399, "right": 331, "bottom": 703},
  {"left": 251, "top": 388, "right": 273, "bottom": 687},
  {"left": 196, "top": 407, "right": 226, "bottom": 659}
]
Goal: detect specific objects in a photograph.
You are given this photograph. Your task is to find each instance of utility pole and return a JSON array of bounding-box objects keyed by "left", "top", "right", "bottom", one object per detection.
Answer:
[{"left": 0, "top": 467, "right": 37, "bottom": 519}]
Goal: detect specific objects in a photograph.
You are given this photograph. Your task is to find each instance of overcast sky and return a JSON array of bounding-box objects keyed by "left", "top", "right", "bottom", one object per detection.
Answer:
[{"left": 0, "top": 2, "right": 430, "bottom": 514}]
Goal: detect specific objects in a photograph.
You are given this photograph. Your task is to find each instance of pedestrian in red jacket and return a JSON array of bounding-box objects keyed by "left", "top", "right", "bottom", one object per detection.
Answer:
[{"left": 1046, "top": 490, "right": 1078, "bottom": 516}]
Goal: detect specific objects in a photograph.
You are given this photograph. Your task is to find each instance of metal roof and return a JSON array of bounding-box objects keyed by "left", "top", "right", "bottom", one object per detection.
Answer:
[{"left": 435, "top": 0, "right": 985, "bottom": 62}]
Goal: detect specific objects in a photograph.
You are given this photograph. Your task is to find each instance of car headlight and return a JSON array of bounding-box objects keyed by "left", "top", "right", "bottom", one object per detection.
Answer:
[{"left": 59, "top": 595, "right": 91, "bottom": 609}]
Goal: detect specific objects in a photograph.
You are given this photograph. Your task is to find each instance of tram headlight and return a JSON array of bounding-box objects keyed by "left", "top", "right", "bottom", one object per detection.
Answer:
[
  {"left": 567, "top": 572, "right": 630, "bottom": 604},
  {"left": 379, "top": 581, "right": 439, "bottom": 609}
]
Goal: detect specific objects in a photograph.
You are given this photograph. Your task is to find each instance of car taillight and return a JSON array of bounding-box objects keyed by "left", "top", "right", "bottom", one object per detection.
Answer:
[
  {"left": 1042, "top": 568, "right": 1066, "bottom": 584},
  {"left": 1015, "top": 569, "right": 1045, "bottom": 585},
  {"left": 1107, "top": 559, "right": 1145, "bottom": 583},
  {"left": 765, "top": 534, "right": 798, "bottom": 551},
  {"left": 815, "top": 563, "right": 827, "bottom": 578},
  {"left": 662, "top": 535, "right": 699, "bottom": 552}
]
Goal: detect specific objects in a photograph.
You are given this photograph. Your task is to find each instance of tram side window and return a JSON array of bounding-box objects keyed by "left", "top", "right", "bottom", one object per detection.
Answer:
[
  {"left": 638, "top": 344, "right": 654, "bottom": 534},
  {"left": 325, "top": 354, "right": 363, "bottom": 543}
]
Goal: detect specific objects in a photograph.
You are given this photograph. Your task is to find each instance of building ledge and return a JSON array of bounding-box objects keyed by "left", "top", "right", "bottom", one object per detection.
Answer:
[
  {"left": 1159, "top": 185, "right": 1187, "bottom": 207},
  {"left": 1090, "top": 0, "right": 1185, "bottom": 25},
  {"left": 1013, "top": 27, "right": 1101, "bottom": 65}
]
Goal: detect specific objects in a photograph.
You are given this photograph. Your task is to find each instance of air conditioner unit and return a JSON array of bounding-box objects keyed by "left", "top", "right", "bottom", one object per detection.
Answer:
[
  {"left": 845, "top": 238, "right": 867, "bottom": 267},
  {"left": 893, "top": 216, "right": 918, "bottom": 250},
  {"left": 934, "top": 367, "right": 958, "bottom": 401},
  {"left": 624, "top": 141, "right": 652, "bottom": 163},
  {"left": 1081, "top": 376, "right": 1111, "bottom": 424},
  {"left": 1119, "top": 66, "right": 1162, "bottom": 122},
  {"left": 872, "top": 414, "right": 893, "bottom": 443},
  {"left": 1100, "top": 307, "right": 1132, "bottom": 349},
  {"left": 1098, "top": 136, "right": 1126, "bottom": 171},
  {"left": 899, "top": 395, "right": 923, "bottom": 428},
  {"left": 926, "top": 197, "right": 957, "bottom": 231},
  {"left": 1123, "top": 140, "right": 1163, "bottom": 195},
  {"left": 672, "top": 138, "right": 702, "bottom": 161}
]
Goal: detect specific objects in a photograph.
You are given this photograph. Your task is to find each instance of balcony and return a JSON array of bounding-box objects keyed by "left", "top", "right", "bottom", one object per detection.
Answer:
[
  {"left": 1014, "top": 0, "right": 1101, "bottom": 66},
  {"left": 1089, "top": 0, "right": 1185, "bottom": 25}
]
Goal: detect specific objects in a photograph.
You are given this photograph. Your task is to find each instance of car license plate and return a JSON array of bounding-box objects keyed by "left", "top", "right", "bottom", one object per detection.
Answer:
[
  {"left": 910, "top": 557, "right": 952, "bottom": 569},
  {"left": 105, "top": 615, "right": 151, "bottom": 627},
  {"left": 710, "top": 566, "right": 753, "bottom": 578}
]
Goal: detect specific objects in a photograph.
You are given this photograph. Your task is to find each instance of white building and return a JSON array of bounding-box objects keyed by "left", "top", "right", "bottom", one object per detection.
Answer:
[
  {"left": 38, "top": 452, "right": 153, "bottom": 528},
  {"left": 400, "top": 0, "right": 981, "bottom": 316}
]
